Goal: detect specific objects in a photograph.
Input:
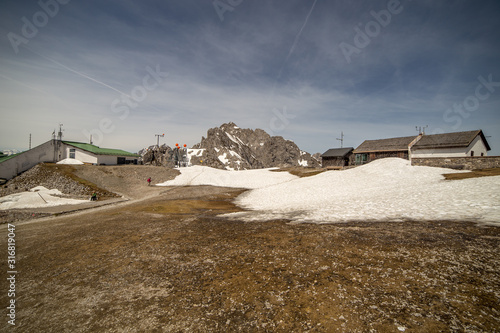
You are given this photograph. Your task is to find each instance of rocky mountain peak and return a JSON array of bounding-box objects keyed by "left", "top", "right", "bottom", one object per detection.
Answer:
[{"left": 190, "top": 122, "right": 320, "bottom": 170}]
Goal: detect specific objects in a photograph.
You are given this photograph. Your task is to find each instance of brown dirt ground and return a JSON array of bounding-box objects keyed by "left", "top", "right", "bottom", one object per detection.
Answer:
[
  {"left": 0, "top": 166, "right": 499, "bottom": 332},
  {"left": 66, "top": 164, "right": 180, "bottom": 199}
]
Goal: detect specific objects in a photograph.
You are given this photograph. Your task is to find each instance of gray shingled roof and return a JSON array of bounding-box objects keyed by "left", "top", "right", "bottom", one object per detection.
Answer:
[
  {"left": 353, "top": 130, "right": 490, "bottom": 153},
  {"left": 353, "top": 136, "right": 416, "bottom": 153},
  {"left": 321, "top": 147, "right": 354, "bottom": 158},
  {"left": 413, "top": 130, "right": 490, "bottom": 150}
]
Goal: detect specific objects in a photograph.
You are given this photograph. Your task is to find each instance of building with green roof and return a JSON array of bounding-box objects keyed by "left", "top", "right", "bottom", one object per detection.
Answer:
[
  {"left": 62, "top": 141, "right": 139, "bottom": 165},
  {"left": 61, "top": 141, "right": 140, "bottom": 165},
  {"left": 0, "top": 139, "right": 140, "bottom": 180}
]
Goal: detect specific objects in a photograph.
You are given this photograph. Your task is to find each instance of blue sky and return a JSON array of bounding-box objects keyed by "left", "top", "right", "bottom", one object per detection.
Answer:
[{"left": 1, "top": 0, "right": 499, "bottom": 155}]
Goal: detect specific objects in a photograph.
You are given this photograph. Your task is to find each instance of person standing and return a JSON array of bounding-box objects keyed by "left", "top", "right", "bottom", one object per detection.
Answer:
[{"left": 147, "top": 177, "right": 151, "bottom": 186}]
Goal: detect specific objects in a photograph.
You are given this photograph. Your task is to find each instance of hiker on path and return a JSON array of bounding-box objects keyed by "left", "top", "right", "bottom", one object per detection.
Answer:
[
  {"left": 147, "top": 177, "right": 151, "bottom": 186},
  {"left": 90, "top": 192, "right": 98, "bottom": 201}
]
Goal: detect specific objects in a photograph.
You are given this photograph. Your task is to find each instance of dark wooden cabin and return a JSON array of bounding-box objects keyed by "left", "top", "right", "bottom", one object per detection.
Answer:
[{"left": 321, "top": 147, "right": 354, "bottom": 168}]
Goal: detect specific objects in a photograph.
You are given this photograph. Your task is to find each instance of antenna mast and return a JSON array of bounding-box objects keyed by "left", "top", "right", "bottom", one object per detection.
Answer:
[
  {"left": 336, "top": 131, "right": 344, "bottom": 148},
  {"left": 415, "top": 125, "right": 428, "bottom": 135},
  {"left": 57, "top": 123, "right": 64, "bottom": 140},
  {"left": 155, "top": 133, "right": 165, "bottom": 147}
]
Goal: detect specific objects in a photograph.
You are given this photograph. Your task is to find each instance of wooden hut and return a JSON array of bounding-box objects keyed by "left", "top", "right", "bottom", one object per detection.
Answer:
[{"left": 320, "top": 147, "right": 354, "bottom": 168}]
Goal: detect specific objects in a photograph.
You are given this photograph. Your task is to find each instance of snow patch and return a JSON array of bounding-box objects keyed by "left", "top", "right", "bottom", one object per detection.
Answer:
[
  {"left": 229, "top": 150, "right": 242, "bottom": 159},
  {"left": 0, "top": 186, "right": 88, "bottom": 210},
  {"left": 156, "top": 165, "right": 298, "bottom": 189},
  {"left": 218, "top": 153, "right": 229, "bottom": 164},
  {"left": 225, "top": 132, "right": 240, "bottom": 145},
  {"left": 298, "top": 159, "right": 308, "bottom": 167},
  {"left": 186, "top": 149, "right": 205, "bottom": 165},
  {"left": 57, "top": 158, "right": 84, "bottom": 165}
]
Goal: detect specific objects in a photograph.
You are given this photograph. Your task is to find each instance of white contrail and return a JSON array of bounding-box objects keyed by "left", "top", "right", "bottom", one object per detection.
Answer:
[
  {"left": 284, "top": 0, "right": 318, "bottom": 65},
  {"left": 273, "top": 0, "right": 318, "bottom": 92},
  {"left": 23, "top": 45, "right": 132, "bottom": 97}
]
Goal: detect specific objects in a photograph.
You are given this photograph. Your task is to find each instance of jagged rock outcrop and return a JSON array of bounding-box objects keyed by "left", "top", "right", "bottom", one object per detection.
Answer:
[
  {"left": 139, "top": 144, "right": 176, "bottom": 167},
  {"left": 190, "top": 122, "right": 320, "bottom": 170}
]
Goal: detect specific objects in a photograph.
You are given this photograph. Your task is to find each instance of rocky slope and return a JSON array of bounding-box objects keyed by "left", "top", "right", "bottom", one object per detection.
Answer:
[
  {"left": 191, "top": 122, "right": 320, "bottom": 170},
  {"left": 0, "top": 163, "right": 116, "bottom": 199}
]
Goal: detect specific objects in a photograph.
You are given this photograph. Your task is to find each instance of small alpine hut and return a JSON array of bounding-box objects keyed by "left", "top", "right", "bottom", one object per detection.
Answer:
[{"left": 320, "top": 147, "right": 354, "bottom": 168}]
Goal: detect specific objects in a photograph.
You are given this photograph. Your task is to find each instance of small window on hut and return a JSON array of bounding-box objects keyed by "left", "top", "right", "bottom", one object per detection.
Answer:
[
  {"left": 470, "top": 151, "right": 474, "bottom": 157},
  {"left": 69, "top": 148, "right": 76, "bottom": 159}
]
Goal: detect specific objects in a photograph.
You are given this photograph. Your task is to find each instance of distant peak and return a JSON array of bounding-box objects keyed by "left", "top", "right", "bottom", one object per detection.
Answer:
[{"left": 220, "top": 122, "right": 239, "bottom": 129}]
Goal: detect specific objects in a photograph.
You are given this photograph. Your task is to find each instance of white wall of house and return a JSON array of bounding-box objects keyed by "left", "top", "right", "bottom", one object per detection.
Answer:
[
  {"left": 65, "top": 147, "right": 98, "bottom": 164},
  {"left": 0, "top": 140, "right": 64, "bottom": 180},
  {"left": 467, "top": 136, "right": 488, "bottom": 156},
  {"left": 97, "top": 155, "right": 121, "bottom": 165},
  {"left": 64, "top": 146, "right": 138, "bottom": 165},
  {"left": 411, "top": 135, "right": 488, "bottom": 158}
]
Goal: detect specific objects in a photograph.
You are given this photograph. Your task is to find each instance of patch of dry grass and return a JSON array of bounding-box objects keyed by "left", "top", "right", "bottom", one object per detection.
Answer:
[
  {"left": 271, "top": 166, "right": 326, "bottom": 178},
  {"left": 443, "top": 168, "right": 500, "bottom": 180}
]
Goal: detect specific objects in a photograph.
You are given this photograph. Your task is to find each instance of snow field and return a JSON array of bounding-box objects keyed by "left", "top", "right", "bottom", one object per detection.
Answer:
[
  {"left": 0, "top": 186, "right": 89, "bottom": 210},
  {"left": 156, "top": 165, "right": 298, "bottom": 189},
  {"left": 158, "top": 158, "right": 500, "bottom": 224}
]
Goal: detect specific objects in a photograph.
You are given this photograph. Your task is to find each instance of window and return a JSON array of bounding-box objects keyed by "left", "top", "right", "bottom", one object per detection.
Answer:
[
  {"left": 470, "top": 151, "right": 474, "bottom": 157},
  {"left": 355, "top": 153, "right": 368, "bottom": 165},
  {"left": 69, "top": 148, "right": 75, "bottom": 159}
]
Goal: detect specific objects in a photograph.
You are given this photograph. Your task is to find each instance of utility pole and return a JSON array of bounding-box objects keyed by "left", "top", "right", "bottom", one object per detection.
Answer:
[
  {"left": 336, "top": 131, "right": 344, "bottom": 148},
  {"left": 155, "top": 133, "right": 165, "bottom": 147}
]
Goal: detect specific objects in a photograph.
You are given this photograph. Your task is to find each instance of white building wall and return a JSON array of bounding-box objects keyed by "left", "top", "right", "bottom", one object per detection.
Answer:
[
  {"left": 411, "top": 135, "right": 488, "bottom": 158},
  {"left": 0, "top": 140, "right": 64, "bottom": 180},
  {"left": 97, "top": 155, "right": 120, "bottom": 165},
  {"left": 65, "top": 147, "right": 98, "bottom": 164},
  {"left": 75, "top": 150, "right": 98, "bottom": 164},
  {"left": 467, "top": 136, "right": 488, "bottom": 156}
]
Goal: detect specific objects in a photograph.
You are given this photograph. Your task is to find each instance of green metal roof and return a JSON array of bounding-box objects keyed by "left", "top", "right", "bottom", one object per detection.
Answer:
[
  {"left": 62, "top": 141, "right": 139, "bottom": 157},
  {"left": 0, "top": 153, "right": 20, "bottom": 163}
]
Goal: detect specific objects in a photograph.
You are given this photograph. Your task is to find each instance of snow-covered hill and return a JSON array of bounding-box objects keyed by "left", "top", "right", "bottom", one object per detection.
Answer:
[{"left": 157, "top": 158, "right": 500, "bottom": 225}]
